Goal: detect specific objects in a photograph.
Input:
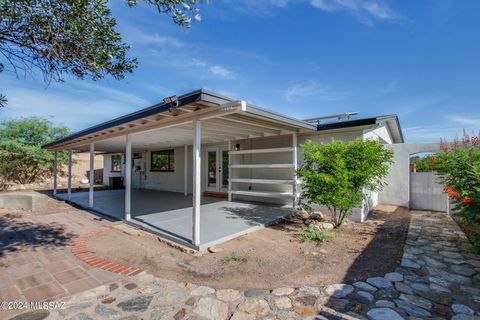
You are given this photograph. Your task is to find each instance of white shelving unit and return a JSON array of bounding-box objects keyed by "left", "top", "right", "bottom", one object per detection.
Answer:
[{"left": 228, "top": 136, "right": 298, "bottom": 207}]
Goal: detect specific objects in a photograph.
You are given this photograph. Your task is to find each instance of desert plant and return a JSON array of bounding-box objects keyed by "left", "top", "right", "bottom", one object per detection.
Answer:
[
  {"left": 297, "top": 139, "right": 394, "bottom": 227},
  {"left": 300, "top": 227, "right": 332, "bottom": 243},
  {"left": 222, "top": 252, "right": 247, "bottom": 264}
]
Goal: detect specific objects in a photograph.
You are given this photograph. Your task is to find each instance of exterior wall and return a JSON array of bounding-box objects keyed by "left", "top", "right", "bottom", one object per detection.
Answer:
[
  {"left": 363, "top": 125, "right": 393, "bottom": 144},
  {"left": 378, "top": 142, "right": 440, "bottom": 207},
  {"left": 103, "top": 154, "right": 124, "bottom": 187}
]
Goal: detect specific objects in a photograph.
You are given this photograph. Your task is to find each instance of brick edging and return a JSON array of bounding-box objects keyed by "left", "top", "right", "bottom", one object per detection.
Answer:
[{"left": 71, "top": 226, "right": 143, "bottom": 276}]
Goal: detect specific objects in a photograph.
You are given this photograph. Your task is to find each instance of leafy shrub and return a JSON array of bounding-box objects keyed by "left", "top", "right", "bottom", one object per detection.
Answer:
[
  {"left": 297, "top": 139, "right": 394, "bottom": 227},
  {"left": 300, "top": 227, "right": 333, "bottom": 243},
  {"left": 434, "top": 132, "right": 480, "bottom": 223}
]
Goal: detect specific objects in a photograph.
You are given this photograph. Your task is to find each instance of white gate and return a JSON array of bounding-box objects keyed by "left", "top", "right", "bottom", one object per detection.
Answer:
[{"left": 410, "top": 172, "right": 447, "bottom": 212}]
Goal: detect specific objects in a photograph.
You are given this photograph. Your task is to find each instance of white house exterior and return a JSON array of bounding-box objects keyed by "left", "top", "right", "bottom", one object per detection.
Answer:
[{"left": 44, "top": 89, "right": 403, "bottom": 250}]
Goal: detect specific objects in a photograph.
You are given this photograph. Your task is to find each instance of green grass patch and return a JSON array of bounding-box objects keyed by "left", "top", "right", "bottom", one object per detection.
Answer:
[
  {"left": 222, "top": 252, "right": 247, "bottom": 264},
  {"left": 300, "top": 227, "right": 334, "bottom": 243}
]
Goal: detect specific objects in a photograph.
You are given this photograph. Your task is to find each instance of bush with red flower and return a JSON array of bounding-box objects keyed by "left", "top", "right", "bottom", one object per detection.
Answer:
[{"left": 434, "top": 131, "right": 480, "bottom": 223}]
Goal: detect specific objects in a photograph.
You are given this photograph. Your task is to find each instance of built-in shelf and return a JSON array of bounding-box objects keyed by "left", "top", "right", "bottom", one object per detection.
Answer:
[
  {"left": 229, "top": 147, "right": 294, "bottom": 155},
  {"left": 228, "top": 190, "right": 296, "bottom": 198},
  {"left": 229, "top": 178, "right": 294, "bottom": 185},
  {"left": 229, "top": 164, "right": 294, "bottom": 169}
]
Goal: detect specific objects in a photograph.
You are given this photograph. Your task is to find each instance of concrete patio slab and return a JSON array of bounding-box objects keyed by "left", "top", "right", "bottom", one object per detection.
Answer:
[{"left": 57, "top": 189, "right": 295, "bottom": 250}]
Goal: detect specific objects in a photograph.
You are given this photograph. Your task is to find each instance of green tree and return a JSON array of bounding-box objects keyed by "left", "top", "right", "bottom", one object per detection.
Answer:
[
  {"left": 0, "top": 0, "right": 206, "bottom": 106},
  {"left": 0, "top": 117, "right": 70, "bottom": 188},
  {"left": 297, "top": 139, "right": 394, "bottom": 227}
]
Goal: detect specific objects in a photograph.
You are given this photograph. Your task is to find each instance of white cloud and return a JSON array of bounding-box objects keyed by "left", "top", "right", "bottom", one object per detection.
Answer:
[
  {"left": 310, "top": 0, "right": 400, "bottom": 24},
  {"left": 283, "top": 81, "right": 347, "bottom": 102},
  {"left": 137, "top": 33, "right": 185, "bottom": 48},
  {"left": 447, "top": 115, "right": 480, "bottom": 127},
  {"left": 209, "top": 65, "right": 236, "bottom": 79},
  {"left": 227, "top": 0, "right": 292, "bottom": 14}
]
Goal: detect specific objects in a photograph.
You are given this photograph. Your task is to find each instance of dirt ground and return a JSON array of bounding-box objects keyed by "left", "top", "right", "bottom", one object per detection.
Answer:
[{"left": 87, "top": 205, "right": 410, "bottom": 290}]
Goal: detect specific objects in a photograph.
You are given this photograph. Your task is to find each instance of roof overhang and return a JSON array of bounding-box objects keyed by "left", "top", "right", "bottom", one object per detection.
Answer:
[{"left": 44, "top": 89, "right": 317, "bottom": 152}]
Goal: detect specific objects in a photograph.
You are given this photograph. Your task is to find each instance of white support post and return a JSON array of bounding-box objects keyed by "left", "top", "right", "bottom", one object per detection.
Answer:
[
  {"left": 184, "top": 144, "right": 188, "bottom": 196},
  {"left": 192, "top": 119, "right": 201, "bottom": 246},
  {"left": 228, "top": 140, "right": 232, "bottom": 201},
  {"left": 292, "top": 132, "right": 298, "bottom": 209},
  {"left": 53, "top": 152, "right": 58, "bottom": 196},
  {"left": 67, "top": 149, "right": 72, "bottom": 201},
  {"left": 125, "top": 134, "right": 132, "bottom": 220},
  {"left": 89, "top": 143, "right": 95, "bottom": 208}
]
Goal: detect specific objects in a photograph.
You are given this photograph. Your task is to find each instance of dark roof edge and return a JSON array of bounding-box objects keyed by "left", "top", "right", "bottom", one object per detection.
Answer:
[
  {"left": 316, "top": 114, "right": 404, "bottom": 143},
  {"left": 43, "top": 89, "right": 232, "bottom": 149}
]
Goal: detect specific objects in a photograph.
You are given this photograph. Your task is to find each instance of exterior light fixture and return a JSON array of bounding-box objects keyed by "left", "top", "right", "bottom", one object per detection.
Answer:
[
  {"left": 163, "top": 95, "right": 179, "bottom": 112},
  {"left": 235, "top": 144, "right": 240, "bottom": 151}
]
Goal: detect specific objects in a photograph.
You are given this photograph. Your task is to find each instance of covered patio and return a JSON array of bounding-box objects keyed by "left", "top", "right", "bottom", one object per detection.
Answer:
[
  {"left": 57, "top": 189, "right": 294, "bottom": 250},
  {"left": 44, "top": 89, "right": 317, "bottom": 250}
]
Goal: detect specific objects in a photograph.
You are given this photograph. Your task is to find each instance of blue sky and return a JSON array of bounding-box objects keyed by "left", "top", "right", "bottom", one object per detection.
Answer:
[{"left": 1, "top": 0, "right": 479, "bottom": 142}]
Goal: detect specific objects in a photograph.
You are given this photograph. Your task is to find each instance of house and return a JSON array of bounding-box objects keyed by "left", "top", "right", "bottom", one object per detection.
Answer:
[{"left": 44, "top": 89, "right": 403, "bottom": 251}]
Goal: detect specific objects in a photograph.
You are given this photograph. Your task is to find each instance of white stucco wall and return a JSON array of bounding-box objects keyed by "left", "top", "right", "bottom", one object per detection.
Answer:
[{"left": 378, "top": 142, "right": 440, "bottom": 207}]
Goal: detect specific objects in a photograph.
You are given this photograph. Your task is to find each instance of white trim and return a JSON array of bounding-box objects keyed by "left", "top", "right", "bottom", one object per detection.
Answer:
[
  {"left": 89, "top": 143, "right": 94, "bottom": 208},
  {"left": 228, "top": 140, "right": 232, "bottom": 201},
  {"left": 229, "top": 164, "right": 295, "bottom": 169},
  {"left": 292, "top": 132, "right": 298, "bottom": 209},
  {"left": 125, "top": 134, "right": 132, "bottom": 220},
  {"left": 229, "top": 190, "right": 296, "bottom": 198},
  {"left": 229, "top": 178, "right": 294, "bottom": 184},
  {"left": 229, "top": 147, "right": 294, "bottom": 155}
]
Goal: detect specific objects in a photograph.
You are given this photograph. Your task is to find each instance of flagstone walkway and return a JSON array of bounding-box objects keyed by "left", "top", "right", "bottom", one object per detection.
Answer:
[{"left": 3, "top": 209, "right": 480, "bottom": 320}]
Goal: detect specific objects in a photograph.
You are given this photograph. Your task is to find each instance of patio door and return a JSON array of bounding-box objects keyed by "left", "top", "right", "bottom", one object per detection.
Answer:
[{"left": 206, "top": 146, "right": 229, "bottom": 192}]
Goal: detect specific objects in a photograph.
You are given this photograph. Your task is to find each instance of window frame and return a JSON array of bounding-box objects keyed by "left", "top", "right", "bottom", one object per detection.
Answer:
[
  {"left": 150, "top": 149, "right": 175, "bottom": 172},
  {"left": 111, "top": 154, "right": 122, "bottom": 173}
]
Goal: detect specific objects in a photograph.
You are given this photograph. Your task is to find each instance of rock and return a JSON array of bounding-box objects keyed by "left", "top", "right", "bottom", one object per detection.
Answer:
[
  {"left": 410, "top": 282, "right": 430, "bottom": 292},
  {"left": 230, "top": 312, "right": 255, "bottom": 320},
  {"left": 191, "top": 286, "right": 215, "bottom": 296},
  {"left": 94, "top": 305, "right": 120, "bottom": 317},
  {"left": 401, "top": 258, "right": 421, "bottom": 269},
  {"left": 8, "top": 310, "right": 50, "bottom": 320},
  {"left": 298, "top": 286, "right": 321, "bottom": 296},
  {"left": 244, "top": 289, "right": 269, "bottom": 298},
  {"left": 274, "top": 297, "right": 292, "bottom": 309},
  {"left": 70, "top": 314, "right": 93, "bottom": 320},
  {"left": 451, "top": 304, "right": 475, "bottom": 315},
  {"left": 451, "top": 315, "right": 480, "bottom": 320},
  {"left": 272, "top": 287, "right": 294, "bottom": 296},
  {"left": 384, "top": 272, "right": 404, "bottom": 282},
  {"left": 353, "top": 281, "right": 377, "bottom": 292},
  {"left": 325, "top": 284, "right": 354, "bottom": 298},
  {"left": 430, "top": 283, "right": 451, "bottom": 293},
  {"left": 417, "top": 290, "right": 452, "bottom": 305},
  {"left": 399, "top": 293, "right": 432, "bottom": 310},
  {"left": 124, "top": 283, "right": 137, "bottom": 290},
  {"left": 101, "top": 297, "right": 116, "bottom": 304},
  {"left": 120, "top": 316, "right": 140, "bottom": 320},
  {"left": 173, "top": 308, "right": 186, "bottom": 320},
  {"left": 395, "top": 300, "right": 432, "bottom": 317},
  {"left": 58, "top": 302, "right": 91, "bottom": 316},
  {"left": 354, "top": 291, "right": 374, "bottom": 304},
  {"left": 429, "top": 276, "right": 450, "bottom": 288},
  {"left": 317, "top": 222, "right": 334, "bottom": 230},
  {"left": 237, "top": 298, "right": 270, "bottom": 316},
  {"left": 292, "top": 294, "right": 317, "bottom": 306},
  {"left": 407, "top": 248, "right": 424, "bottom": 255},
  {"left": 293, "top": 306, "right": 317, "bottom": 317},
  {"left": 427, "top": 267, "right": 472, "bottom": 285},
  {"left": 150, "top": 305, "right": 175, "bottom": 320},
  {"left": 367, "top": 277, "right": 393, "bottom": 289},
  {"left": 109, "top": 283, "right": 119, "bottom": 291},
  {"left": 422, "top": 256, "right": 447, "bottom": 268},
  {"left": 375, "top": 300, "right": 395, "bottom": 308},
  {"left": 395, "top": 282, "right": 413, "bottom": 295},
  {"left": 215, "top": 289, "right": 241, "bottom": 302},
  {"left": 366, "top": 308, "right": 404, "bottom": 320},
  {"left": 439, "top": 251, "right": 463, "bottom": 259},
  {"left": 311, "top": 211, "right": 324, "bottom": 220},
  {"left": 374, "top": 288, "right": 399, "bottom": 300},
  {"left": 452, "top": 264, "right": 476, "bottom": 276},
  {"left": 117, "top": 296, "right": 153, "bottom": 312},
  {"left": 208, "top": 247, "right": 223, "bottom": 253},
  {"left": 324, "top": 298, "right": 349, "bottom": 311},
  {"left": 193, "top": 297, "right": 228, "bottom": 320}
]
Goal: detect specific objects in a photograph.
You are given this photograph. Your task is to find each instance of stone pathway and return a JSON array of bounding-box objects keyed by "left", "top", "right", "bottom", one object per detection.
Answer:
[{"left": 5, "top": 210, "right": 480, "bottom": 320}]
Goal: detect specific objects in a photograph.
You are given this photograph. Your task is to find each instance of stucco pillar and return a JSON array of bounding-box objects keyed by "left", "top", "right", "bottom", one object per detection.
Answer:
[
  {"left": 67, "top": 149, "right": 72, "bottom": 201},
  {"left": 292, "top": 132, "right": 298, "bottom": 209},
  {"left": 125, "top": 134, "right": 132, "bottom": 220},
  {"left": 192, "top": 119, "right": 201, "bottom": 246},
  {"left": 53, "top": 152, "right": 58, "bottom": 196},
  {"left": 89, "top": 143, "right": 95, "bottom": 208},
  {"left": 184, "top": 144, "right": 188, "bottom": 196}
]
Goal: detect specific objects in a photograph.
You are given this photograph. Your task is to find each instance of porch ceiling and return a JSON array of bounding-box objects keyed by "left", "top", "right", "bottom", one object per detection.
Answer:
[{"left": 48, "top": 100, "right": 317, "bottom": 153}]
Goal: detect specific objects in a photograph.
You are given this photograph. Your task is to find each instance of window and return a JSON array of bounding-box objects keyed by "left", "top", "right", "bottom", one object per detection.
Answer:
[
  {"left": 151, "top": 150, "right": 175, "bottom": 172},
  {"left": 111, "top": 155, "right": 122, "bottom": 172}
]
